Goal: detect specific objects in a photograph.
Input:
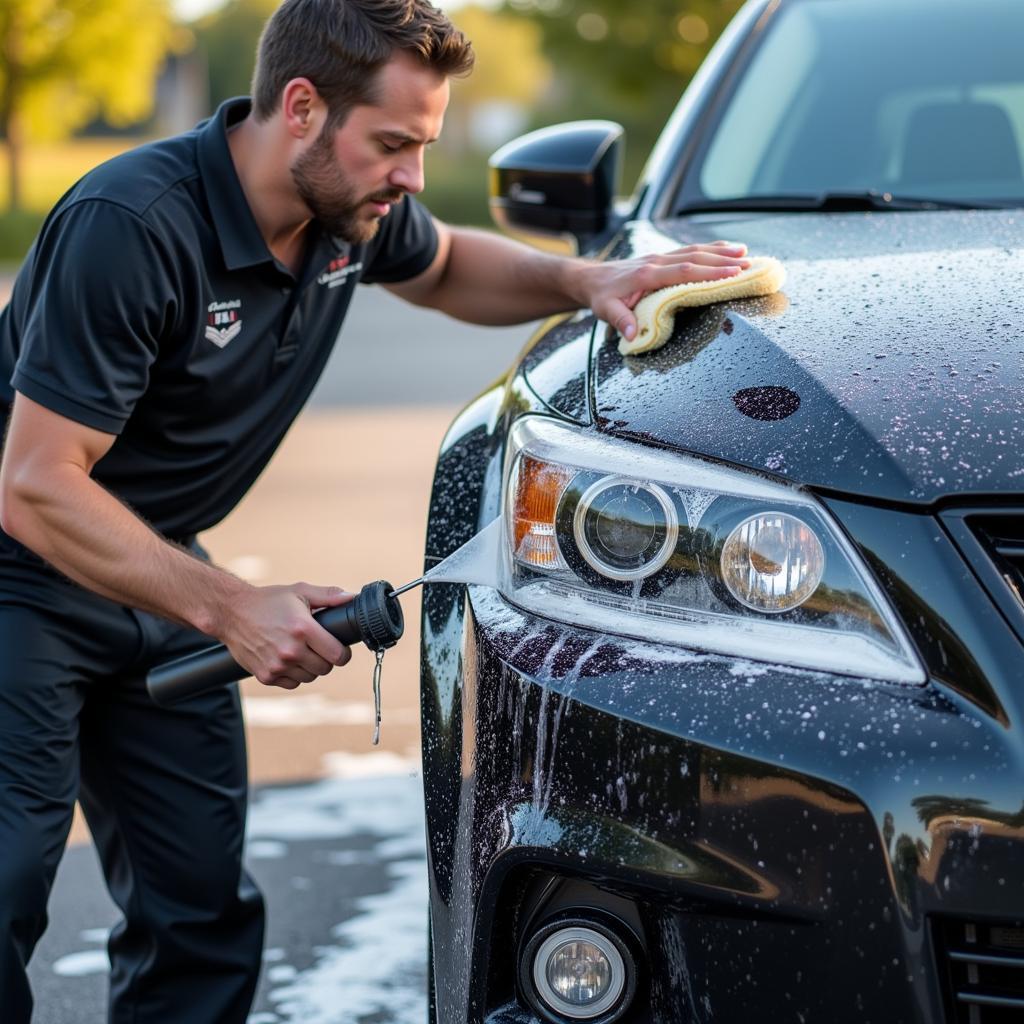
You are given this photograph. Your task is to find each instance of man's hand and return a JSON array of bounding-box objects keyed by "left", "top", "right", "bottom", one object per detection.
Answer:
[
  {"left": 219, "top": 582, "right": 354, "bottom": 689},
  {"left": 579, "top": 241, "right": 750, "bottom": 343}
]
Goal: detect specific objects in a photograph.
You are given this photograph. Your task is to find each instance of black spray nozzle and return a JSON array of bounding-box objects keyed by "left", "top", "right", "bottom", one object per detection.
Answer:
[{"left": 146, "top": 580, "right": 404, "bottom": 707}]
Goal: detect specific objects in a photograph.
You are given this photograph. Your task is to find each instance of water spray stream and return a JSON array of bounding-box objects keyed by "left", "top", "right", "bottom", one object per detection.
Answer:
[{"left": 389, "top": 517, "right": 505, "bottom": 597}]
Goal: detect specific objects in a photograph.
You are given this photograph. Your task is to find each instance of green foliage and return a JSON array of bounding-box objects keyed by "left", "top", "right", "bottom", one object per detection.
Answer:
[
  {"left": 447, "top": 5, "right": 552, "bottom": 107},
  {"left": 432, "top": 5, "right": 554, "bottom": 159},
  {"left": 0, "top": 208, "right": 44, "bottom": 264},
  {"left": 0, "top": 0, "right": 185, "bottom": 211},
  {"left": 500, "top": 0, "right": 745, "bottom": 166},
  {"left": 192, "top": 0, "right": 279, "bottom": 109},
  {"left": 420, "top": 147, "right": 492, "bottom": 227}
]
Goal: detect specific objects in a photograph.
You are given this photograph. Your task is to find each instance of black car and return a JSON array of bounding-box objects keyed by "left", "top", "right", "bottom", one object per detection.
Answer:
[{"left": 419, "top": 1, "right": 1024, "bottom": 1022}]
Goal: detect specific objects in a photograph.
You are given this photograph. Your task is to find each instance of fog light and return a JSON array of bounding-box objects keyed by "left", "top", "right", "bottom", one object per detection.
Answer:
[{"left": 525, "top": 922, "right": 634, "bottom": 1021}]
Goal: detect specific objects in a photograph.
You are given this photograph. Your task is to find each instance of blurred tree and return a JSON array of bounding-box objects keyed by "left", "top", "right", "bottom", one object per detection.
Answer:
[
  {"left": 500, "top": 0, "right": 744, "bottom": 177},
  {"left": 442, "top": 4, "right": 552, "bottom": 151},
  {"left": 0, "top": 0, "right": 187, "bottom": 212},
  {"left": 192, "top": 0, "right": 278, "bottom": 109}
]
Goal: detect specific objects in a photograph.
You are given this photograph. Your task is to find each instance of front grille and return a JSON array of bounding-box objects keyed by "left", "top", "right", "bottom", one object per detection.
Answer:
[
  {"left": 935, "top": 918, "right": 1024, "bottom": 1023},
  {"left": 942, "top": 510, "right": 1024, "bottom": 645},
  {"left": 972, "top": 515, "right": 1024, "bottom": 607}
]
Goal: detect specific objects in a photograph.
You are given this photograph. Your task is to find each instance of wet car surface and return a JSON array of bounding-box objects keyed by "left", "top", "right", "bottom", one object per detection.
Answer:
[{"left": 420, "top": 1, "right": 1024, "bottom": 1022}]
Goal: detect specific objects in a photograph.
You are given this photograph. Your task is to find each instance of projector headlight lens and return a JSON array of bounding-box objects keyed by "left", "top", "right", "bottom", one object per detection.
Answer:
[
  {"left": 720, "top": 511, "right": 825, "bottom": 613},
  {"left": 573, "top": 477, "right": 677, "bottom": 581},
  {"left": 532, "top": 926, "right": 626, "bottom": 1019}
]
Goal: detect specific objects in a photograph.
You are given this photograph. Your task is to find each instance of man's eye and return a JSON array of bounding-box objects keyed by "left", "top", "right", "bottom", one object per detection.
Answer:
[{"left": 380, "top": 141, "right": 402, "bottom": 154}]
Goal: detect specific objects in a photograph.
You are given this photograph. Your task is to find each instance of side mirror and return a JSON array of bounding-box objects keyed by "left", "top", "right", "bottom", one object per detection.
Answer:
[{"left": 488, "top": 120, "right": 624, "bottom": 255}]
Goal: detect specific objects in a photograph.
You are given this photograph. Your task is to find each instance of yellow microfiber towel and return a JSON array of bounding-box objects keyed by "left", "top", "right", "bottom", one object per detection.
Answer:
[{"left": 619, "top": 256, "right": 786, "bottom": 356}]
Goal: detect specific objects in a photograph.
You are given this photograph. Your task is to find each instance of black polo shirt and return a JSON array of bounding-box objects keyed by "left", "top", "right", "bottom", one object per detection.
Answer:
[{"left": 0, "top": 98, "right": 438, "bottom": 538}]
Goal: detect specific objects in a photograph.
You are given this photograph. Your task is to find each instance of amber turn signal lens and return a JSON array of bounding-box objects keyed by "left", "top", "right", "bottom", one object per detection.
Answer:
[{"left": 511, "top": 455, "right": 574, "bottom": 569}]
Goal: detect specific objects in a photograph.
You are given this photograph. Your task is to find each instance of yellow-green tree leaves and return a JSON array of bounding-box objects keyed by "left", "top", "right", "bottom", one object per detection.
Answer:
[
  {"left": 192, "top": 0, "right": 279, "bottom": 110},
  {"left": 450, "top": 4, "right": 551, "bottom": 109},
  {"left": 0, "top": 0, "right": 187, "bottom": 210},
  {"left": 501, "top": 0, "right": 746, "bottom": 166},
  {"left": 443, "top": 4, "right": 553, "bottom": 152}
]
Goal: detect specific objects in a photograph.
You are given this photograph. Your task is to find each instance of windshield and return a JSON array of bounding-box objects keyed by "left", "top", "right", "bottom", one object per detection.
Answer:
[{"left": 682, "top": 0, "right": 1024, "bottom": 208}]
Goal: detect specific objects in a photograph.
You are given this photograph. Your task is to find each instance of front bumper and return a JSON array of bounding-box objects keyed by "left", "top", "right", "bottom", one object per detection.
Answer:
[{"left": 421, "top": 580, "right": 1024, "bottom": 1024}]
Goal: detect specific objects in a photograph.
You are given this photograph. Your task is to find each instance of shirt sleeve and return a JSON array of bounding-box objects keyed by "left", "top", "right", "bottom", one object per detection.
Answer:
[
  {"left": 10, "top": 199, "right": 178, "bottom": 435},
  {"left": 360, "top": 195, "right": 439, "bottom": 284}
]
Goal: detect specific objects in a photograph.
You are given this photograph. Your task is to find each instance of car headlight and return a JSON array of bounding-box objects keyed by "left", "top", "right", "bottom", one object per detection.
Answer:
[
  {"left": 501, "top": 416, "right": 924, "bottom": 684},
  {"left": 720, "top": 511, "right": 825, "bottom": 612},
  {"left": 573, "top": 476, "right": 679, "bottom": 581}
]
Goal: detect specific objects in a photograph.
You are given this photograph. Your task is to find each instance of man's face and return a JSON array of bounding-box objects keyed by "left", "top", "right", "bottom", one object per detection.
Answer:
[{"left": 292, "top": 52, "right": 449, "bottom": 244}]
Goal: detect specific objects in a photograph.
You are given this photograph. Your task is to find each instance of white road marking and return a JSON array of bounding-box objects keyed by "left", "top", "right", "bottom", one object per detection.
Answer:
[
  {"left": 224, "top": 555, "right": 270, "bottom": 581},
  {"left": 242, "top": 694, "right": 418, "bottom": 727},
  {"left": 53, "top": 950, "right": 109, "bottom": 977},
  {"left": 247, "top": 840, "right": 289, "bottom": 860},
  {"left": 320, "top": 750, "right": 419, "bottom": 779}
]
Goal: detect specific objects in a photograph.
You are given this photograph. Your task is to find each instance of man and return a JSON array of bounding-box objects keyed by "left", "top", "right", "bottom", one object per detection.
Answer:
[{"left": 0, "top": 0, "right": 750, "bottom": 1020}]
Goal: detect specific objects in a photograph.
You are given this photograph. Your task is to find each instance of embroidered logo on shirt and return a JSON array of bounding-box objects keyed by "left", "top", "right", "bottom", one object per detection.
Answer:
[
  {"left": 317, "top": 255, "right": 363, "bottom": 289},
  {"left": 206, "top": 299, "right": 243, "bottom": 348}
]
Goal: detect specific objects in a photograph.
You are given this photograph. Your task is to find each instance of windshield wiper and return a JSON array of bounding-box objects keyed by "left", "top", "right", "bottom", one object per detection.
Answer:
[{"left": 677, "top": 190, "right": 1009, "bottom": 214}]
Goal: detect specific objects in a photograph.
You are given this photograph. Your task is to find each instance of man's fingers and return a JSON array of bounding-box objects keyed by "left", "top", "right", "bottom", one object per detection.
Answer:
[
  {"left": 652, "top": 251, "right": 751, "bottom": 268},
  {"left": 603, "top": 296, "right": 638, "bottom": 341},
  {"left": 300, "top": 630, "right": 352, "bottom": 671},
  {"left": 265, "top": 674, "right": 307, "bottom": 690},
  {"left": 292, "top": 582, "right": 353, "bottom": 666},
  {"left": 293, "top": 582, "right": 353, "bottom": 609},
  {"left": 294, "top": 648, "right": 336, "bottom": 677},
  {"left": 687, "top": 252, "right": 750, "bottom": 268},
  {"left": 650, "top": 262, "right": 744, "bottom": 283},
  {"left": 304, "top": 621, "right": 347, "bottom": 667},
  {"left": 669, "top": 241, "right": 748, "bottom": 256},
  {"left": 595, "top": 241, "right": 755, "bottom": 337}
]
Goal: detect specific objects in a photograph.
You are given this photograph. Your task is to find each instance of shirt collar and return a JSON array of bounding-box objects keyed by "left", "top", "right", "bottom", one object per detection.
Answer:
[{"left": 197, "top": 97, "right": 276, "bottom": 272}]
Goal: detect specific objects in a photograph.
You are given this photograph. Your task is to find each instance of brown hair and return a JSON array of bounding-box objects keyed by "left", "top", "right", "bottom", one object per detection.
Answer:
[{"left": 251, "top": 0, "right": 474, "bottom": 126}]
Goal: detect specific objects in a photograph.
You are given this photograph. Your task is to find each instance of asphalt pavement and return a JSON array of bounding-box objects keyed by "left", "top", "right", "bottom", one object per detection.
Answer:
[
  {"left": 29, "top": 766, "right": 430, "bottom": 1024},
  {"left": 309, "top": 282, "right": 536, "bottom": 407},
  {"left": 0, "top": 273, "right": 537, "bottom": 1023}
]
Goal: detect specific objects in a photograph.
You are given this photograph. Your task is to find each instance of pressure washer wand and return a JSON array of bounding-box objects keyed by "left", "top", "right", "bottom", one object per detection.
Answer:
[
  {"left": 388, "top": 577, "right": 426, "bottom": 599},
  {"left": 146, "top": 580, "right": 404, "bottom": 707}
]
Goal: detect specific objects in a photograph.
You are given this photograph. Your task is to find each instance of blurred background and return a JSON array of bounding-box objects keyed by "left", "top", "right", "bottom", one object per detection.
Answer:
[{"left": 0, "top": 0, "right": 743, "bottom": 260}]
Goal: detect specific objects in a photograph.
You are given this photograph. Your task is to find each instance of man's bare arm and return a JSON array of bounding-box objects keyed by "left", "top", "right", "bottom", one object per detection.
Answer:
[
  {"left": 385, "top": 221, "right": 750, "bottom": 342},
  {"left": 0, "top": 394, "right": 351, "bottom": 688}
]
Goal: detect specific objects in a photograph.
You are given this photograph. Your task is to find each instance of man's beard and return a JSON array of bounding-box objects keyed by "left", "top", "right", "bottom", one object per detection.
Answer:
[{"left": 292, "top": 128, "right": 403, "bottom": 244}]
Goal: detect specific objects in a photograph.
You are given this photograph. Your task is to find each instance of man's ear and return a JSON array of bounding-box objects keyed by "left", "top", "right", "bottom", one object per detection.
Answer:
[{"left": 280, "top": 78, "right": 325, "bottom": 139}]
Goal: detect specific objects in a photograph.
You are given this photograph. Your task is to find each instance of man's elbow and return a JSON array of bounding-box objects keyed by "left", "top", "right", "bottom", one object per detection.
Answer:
[
  {"left": 0, "top": 463, "right": 45, "bottom": 546},
  {"left": 0, "top": 473, "right": 29, "bottom": 542}
]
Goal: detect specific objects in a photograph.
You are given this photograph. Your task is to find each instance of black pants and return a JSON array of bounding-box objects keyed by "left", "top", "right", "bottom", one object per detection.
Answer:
[{"left": 0, "top": 536, "right": 264, "bottom": 1023}]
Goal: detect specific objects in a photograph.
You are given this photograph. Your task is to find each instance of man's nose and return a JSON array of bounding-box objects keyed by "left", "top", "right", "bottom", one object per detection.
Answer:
[{"left": 389, "top": 151, "right": 425, "bottom": 195}]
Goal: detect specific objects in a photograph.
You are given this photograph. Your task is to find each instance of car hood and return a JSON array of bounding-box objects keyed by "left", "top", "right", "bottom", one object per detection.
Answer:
[{"left": 574, "top": 211, "right": 1024, "bottom": 504}]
